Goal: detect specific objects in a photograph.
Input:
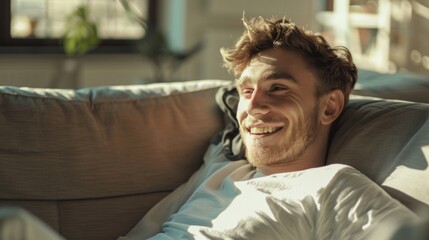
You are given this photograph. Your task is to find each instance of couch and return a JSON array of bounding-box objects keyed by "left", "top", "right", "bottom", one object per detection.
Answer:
[{"left": 1, "top": 70, "right": 429, "bottom": 240}]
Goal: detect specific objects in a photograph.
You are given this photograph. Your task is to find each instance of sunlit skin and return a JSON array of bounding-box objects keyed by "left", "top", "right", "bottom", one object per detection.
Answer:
[{"left": 236, "top": 48, "right": 344, "bottom": 175}]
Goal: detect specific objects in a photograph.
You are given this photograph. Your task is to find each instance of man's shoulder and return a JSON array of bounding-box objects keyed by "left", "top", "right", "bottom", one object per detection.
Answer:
[
  {"left": 324, "top": 163, "right": 372, "bottom": 185},
  {"left": 317, "top": 163, "right": 374, "bottom": 192},
  {"left": 317, "top": 163, "right": 356, "bottom": 173},
  {"left": 287, "top": 163, "right": 361, "bottom": 185},
  {"left": 284, "top": 164, "right": 368, "bottom": 197},
  {"left": 312, "top": 163, "right": 366, "bottom": 183}
]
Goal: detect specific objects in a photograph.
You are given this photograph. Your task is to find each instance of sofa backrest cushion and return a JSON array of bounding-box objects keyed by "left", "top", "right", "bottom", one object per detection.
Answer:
[
  {"left": 328, "top": 96, "right": 429, "bottom": 215},
  {"left": 0, "top": 80, "right": 230, "bottom": 239},
  {"left": 353, "top": 69, "right": 429, "bottom": 103}
]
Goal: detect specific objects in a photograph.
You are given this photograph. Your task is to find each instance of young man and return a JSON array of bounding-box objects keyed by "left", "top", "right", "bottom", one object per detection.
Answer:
[
  {"left": 123, "top": 17, "right": 420, "bottom": 239},
  {"left": 0, "top": 17, "right": 423, "bottom": 240}
]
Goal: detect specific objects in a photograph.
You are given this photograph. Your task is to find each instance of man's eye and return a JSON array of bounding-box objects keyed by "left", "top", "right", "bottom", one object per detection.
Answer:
[
  {"left": 270, "top": 85, "right": 288, "bottom": 92},
  {"left": 241, "top": 88, "right": 253, "bottom": 97}
]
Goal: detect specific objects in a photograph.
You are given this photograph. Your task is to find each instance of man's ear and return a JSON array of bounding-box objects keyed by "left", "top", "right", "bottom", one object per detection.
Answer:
[{"left": 320, "top": 89, "right": 344, "bottom": 126}]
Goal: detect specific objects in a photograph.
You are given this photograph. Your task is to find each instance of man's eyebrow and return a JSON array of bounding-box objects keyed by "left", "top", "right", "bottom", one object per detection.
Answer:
[
  {"left": 235, "top": 71, "right": 298, "bottom": 88},
  {"left": 264, "top": 71, "right": 298, "bottom": 84}
]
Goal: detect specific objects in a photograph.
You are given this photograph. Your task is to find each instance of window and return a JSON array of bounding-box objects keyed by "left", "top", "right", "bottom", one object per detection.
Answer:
[
  {"left": 0, "top": 0, "right": 157, "bottom": 53},
  {"left": 317, "top": 0, "right": 395, "bottom": 72}
]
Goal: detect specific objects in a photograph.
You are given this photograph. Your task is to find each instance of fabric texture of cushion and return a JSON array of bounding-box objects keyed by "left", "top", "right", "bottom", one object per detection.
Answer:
[
  {"left": 0, "top": 79, "right": 230, "bottom": 240},
  {"left": 353, "top": 69, "right": 429, "bottom": 103}
]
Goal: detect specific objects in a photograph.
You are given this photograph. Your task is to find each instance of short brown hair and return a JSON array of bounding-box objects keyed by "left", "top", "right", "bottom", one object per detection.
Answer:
[{"left": 221, "top": 17, "right": 357, "bottom": 103}]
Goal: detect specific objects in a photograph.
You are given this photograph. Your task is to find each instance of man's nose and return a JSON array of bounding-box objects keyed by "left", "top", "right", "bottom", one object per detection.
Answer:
[{"left": 247, "top": 89, "right": 270, "bottom": 116}]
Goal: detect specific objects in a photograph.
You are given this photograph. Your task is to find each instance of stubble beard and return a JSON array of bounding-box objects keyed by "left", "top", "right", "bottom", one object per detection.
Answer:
[{"left": 242, "top": 105, "right": 320, "bottom": 168}]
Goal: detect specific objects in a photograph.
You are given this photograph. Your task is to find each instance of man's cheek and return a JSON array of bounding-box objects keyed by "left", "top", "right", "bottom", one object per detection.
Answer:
[{"left": 236, "top": 104, "right": 246, "bottom": 123}]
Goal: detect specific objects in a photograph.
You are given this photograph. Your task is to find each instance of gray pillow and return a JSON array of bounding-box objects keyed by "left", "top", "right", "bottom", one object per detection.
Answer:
[
  {"left": 353, "top": 69, "right": 429, "bottom": 103},
  {"left": 328, "top": 96, "right": 429, "bottom": 215}
]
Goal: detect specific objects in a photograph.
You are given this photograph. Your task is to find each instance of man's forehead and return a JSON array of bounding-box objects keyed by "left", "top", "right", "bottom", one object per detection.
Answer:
[
  {"left": 249, "top": 53, "right": 278, "bottom": 65},
  {"left": 241, "top": 51, "right": 286, "bottom": 79},
  {"left": 238, "top": 49, "right": 314, "bottom": 86}
]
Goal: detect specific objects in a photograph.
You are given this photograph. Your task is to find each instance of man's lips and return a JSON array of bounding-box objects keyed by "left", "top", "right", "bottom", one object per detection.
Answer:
[{"left": 246, "top": 126, "right": 283, "bottom": 135}]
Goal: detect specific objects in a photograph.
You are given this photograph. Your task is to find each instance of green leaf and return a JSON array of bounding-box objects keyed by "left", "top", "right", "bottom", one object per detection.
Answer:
[{"left": 62, "top": 5, "right": 100, "bottom": 56}]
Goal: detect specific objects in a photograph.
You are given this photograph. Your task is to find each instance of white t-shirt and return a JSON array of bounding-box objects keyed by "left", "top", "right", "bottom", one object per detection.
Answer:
[{"left": 120, "top": 143, "right": 418, "bottom": 240}]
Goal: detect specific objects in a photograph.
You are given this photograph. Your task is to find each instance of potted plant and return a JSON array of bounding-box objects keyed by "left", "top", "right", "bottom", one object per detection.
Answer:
[
  {"left": 62, "top": 5, "right": 100, "bottom": 56},
  {"left": 51, "top": 5, "right": 100, "bottom": 88}
]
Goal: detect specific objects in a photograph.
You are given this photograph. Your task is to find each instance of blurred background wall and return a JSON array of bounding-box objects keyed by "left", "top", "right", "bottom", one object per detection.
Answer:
[{"left": 0, "top": 0, "right": 428, "bottom": 88}]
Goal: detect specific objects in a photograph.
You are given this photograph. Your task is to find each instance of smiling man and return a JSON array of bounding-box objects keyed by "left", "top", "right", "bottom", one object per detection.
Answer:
[
  {"left": 225, "top": 18, "right": 354, "bottom": 175},
  {"left": 235, "top": 49, "right": 336, "bottom": 174},
  {"left": 127, "top": 17, "right": 421, "bottom": 239}
]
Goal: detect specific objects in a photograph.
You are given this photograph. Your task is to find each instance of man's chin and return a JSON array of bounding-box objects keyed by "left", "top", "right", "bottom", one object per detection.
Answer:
[{"left": 245, "top": 149, "right": 280, "bottom": 167}]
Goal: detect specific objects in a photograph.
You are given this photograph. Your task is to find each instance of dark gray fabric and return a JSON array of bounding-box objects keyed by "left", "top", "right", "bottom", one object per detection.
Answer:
[
  {"left": 353, "top": 69, "right": 429, "bottom": 103},
  {"left": 215, "top": 84, "right": 245, "bottom": 161}
]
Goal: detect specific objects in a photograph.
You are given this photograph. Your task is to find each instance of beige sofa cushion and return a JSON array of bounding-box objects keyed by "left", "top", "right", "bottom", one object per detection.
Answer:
[{"left": 0, "top": 80, "right": 230, "bottom": 240}]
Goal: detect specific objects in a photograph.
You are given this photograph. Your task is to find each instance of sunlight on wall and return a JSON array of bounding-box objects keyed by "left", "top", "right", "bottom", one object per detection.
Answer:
[{"left": 164, "top": 0, "right": 186, "bottom": 52}]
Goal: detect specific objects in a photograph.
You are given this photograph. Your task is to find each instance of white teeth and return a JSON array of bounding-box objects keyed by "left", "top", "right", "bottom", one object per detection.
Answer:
[{"left": 250, "top": 127, "right": 279, "bottom": 134}]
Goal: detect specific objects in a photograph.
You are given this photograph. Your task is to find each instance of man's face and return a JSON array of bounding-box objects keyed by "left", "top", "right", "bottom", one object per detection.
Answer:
[{"left": 236, "top": 48, "right": 321, "bottom": 168}]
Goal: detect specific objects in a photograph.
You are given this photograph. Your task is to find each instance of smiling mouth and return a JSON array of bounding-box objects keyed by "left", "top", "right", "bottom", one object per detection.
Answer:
[{"left": 248, "top": 126, "right": 283, "bottom": 135}]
